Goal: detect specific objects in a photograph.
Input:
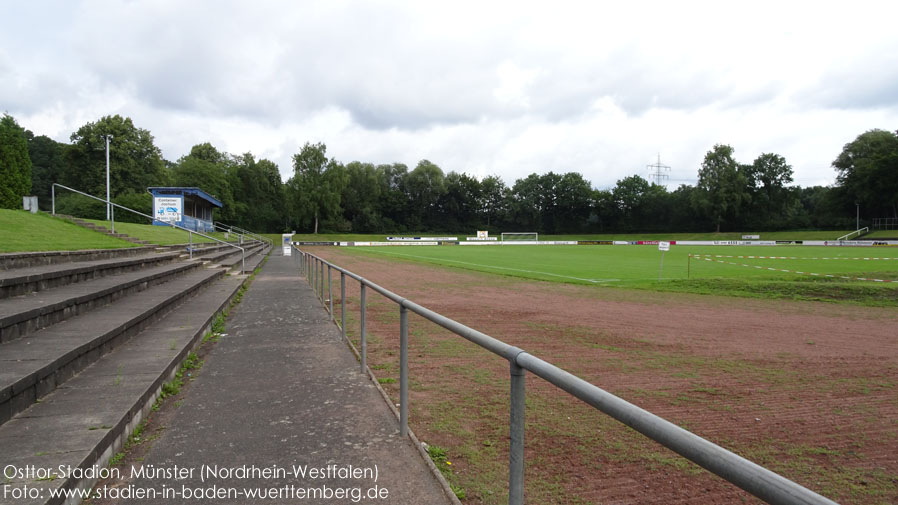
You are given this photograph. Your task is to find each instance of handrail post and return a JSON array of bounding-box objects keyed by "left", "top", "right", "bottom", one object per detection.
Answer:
[
  {"left": 111, "top": 205, "right": 115, "bottom": 234},
  {"left": 328, "top": 266, "right": 333, "bottom": 316},
  {"left": 340, "top": 272, "right": 346, "bottom": 341},
  {"left": 189, "top": 231, "right": 193, "bottom": 259},
  {"left": 360, "top": 283, "right": 367, "bottom": 374},
  {"left": 509, "top": 360, "right": 526, "bottom": 505},
  {"left": 399, "top": 304, "right": 409, "bottom": 437},
  {"left": 51, "top": 184, "right": 55, "bottom": 215},
  {"left": 319, "top": 260, "right": 325, "bottom": 301}
]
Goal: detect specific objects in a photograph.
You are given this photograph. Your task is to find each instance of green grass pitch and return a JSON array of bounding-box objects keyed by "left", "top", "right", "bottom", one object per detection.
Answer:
[{"left": 342, "top": 244, "right": 898, "bottom": 305}]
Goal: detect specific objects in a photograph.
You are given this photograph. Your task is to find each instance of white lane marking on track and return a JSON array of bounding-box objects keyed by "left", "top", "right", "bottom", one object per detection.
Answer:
[{"left": 371, "top": 250, "right": 620, "bottom": 283}]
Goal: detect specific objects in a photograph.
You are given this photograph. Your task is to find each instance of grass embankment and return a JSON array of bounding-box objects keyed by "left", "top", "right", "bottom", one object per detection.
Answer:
[
  {"left": 342, "top": 244, "right": 898, "bottom": 307},
  {"left": 0, "top": 209, "right": 136, "bottom": 252},
  {"left": 81, "top": 219, "right": 229, "bottom": 246}
]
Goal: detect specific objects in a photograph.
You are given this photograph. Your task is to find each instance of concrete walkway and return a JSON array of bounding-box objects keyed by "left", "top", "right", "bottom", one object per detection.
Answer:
[{"left": 99, "top": 251, "right": 454, "bottom": 505}]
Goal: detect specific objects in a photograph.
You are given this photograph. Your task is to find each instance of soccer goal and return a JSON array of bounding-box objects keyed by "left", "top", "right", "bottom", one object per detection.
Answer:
[{"left": 501, "top": 232, "right": 539, "bottom": 241}]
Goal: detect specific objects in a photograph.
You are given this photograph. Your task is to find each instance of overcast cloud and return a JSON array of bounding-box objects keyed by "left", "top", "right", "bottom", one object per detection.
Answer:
[{"left": 3, "top": 0, "right": 897, "bottom": 190}]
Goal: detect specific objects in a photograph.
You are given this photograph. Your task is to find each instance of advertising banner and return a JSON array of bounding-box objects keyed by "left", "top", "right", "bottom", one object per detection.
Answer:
[{"left": 154, "top": 196, "right": 182, "bottom": 223}]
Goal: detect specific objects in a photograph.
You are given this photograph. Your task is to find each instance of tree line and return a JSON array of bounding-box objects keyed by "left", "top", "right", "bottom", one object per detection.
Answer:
[{"left": 2, "top": 113, "right": 896, "bottom": 234}]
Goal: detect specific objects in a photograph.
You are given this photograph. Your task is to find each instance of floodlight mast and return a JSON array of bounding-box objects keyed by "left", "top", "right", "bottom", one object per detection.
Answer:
[
  {"left": 105, "top": 135, "right": 113, "bottom": 220},
  {"left": 647, "top": 153, "right": 670, "bottom": 186}
]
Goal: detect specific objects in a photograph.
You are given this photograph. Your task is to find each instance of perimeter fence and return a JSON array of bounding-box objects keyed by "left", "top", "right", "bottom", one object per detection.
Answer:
[{"left": 293, "top": 245, "right": 839, "bottom": 505}]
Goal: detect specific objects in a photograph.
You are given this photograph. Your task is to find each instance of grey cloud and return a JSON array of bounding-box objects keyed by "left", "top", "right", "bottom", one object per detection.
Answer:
[{"left": 803, "top": 65, "right": 898, "bottom": 110}]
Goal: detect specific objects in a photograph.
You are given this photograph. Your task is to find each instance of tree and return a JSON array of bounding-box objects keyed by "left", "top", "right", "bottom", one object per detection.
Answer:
[
  {"left": 405, "top": 160, "right": 447, "bottom": 230},
  {"left": 509, "top": 173, "right": 544, "bottom": 231},
  {"left": 555, "top": 172, "right": 594, "bottom": 232},
  {"left": 440, "top": 172, "right": 481, "bottom": 231},
  {"left": 376, "top": 163, "right": 409, "bottom": 231},
  {"left": 695, "top": 144, "right": 749, "bottom": 232},
  {"left": 0, "top": 114, "right": 32, "bottom": 208},
  {"left": 744, "top": 153, "right": 796, "bottom": 229},
  {"left": 341, "top": 161, "right": 383, "bottom": 232},
  {"left": 478, "top": 175, "right": 509, "bottom": 229},
  {"left": 612, "top": 175, "right": 652, "bottom": 231},
  {"left": 64, "top": 115, "right": 166, "bottom": 199},
  {"left": 26, "top": 133, "right": 66, "bottom": 210},
  {"left": 288, "top": 142, "right": 345, "bottom": 233},
  {"left": 231, "top": 153, "right": 284, "bottom": 232},
  {"left": 172, "top": 144, "right": 237, "bottom": 223},
  {"left": 833, "top": 129, "right": 898, "bottom": 219}
]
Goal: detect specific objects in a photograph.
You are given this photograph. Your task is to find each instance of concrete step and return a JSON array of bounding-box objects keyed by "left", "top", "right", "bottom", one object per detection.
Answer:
[
  {"left": 0, "top": 261, "right": 202, "bottom": 344},
  {"left": 0, "top": 273, "right": 244, "bottom": 504},
  {"left": 0, "top": 251, "right": 181, "bottom": 299},
  {"left": 0, "top": 267, "right": 224, "bottom": 425},
  {"left": 192, "top": 242, "right": 265, "bottom": 265},
  {"left": 0, "top": 247, "right": 154, "bottom": 271},
  {"left": 209, "top": 244, "right": 270, "bottom": 273}
]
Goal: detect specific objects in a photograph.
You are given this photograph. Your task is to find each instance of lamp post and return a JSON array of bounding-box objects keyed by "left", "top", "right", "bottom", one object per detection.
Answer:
[{"left": 105, "top": 135, "right": 112, "bottom": 220}]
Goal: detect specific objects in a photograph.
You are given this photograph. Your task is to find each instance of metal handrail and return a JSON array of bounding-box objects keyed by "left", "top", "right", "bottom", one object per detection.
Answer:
[
  {"left": 214, "top": 221, "right": 272, "bottom": 248},
  {"left": 836, "top": 227, "right": 869, "bottom": 241},
  {"left": 293, "top": 246, "right": 839, "bottom": 505},
  {"left": 212, "top": 222, "right": 268, "bottom": 248},
  {"left": 51, "top": 183, "right": 247, "bottom": 273}
]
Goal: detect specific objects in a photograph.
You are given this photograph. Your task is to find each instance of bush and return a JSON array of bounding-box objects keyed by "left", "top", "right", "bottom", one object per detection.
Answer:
[
  {"left": 113, "top": 191, "right": 153, "bottom": 223},
  {"left": 54, "top": 192, "right": 105, "bottom": 220}
]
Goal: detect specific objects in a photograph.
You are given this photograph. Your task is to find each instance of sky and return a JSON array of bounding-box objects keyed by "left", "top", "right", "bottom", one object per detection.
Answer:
[{"left": 3, "top": 0, "right": 897, "bottom": 191}]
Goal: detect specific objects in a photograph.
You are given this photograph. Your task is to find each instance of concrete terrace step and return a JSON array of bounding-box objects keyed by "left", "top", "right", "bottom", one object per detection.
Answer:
[
  {"left": 0, "top": 251, "right": 181, "bottom": 299},
  {"left": 193, "top": 241, "right": 264, "bottom": 265},
  {"left": 0, "top": 248, "right": 155, "bottom": 271},
  {"left": 0, "top": 261, "right": 202, "bottom": 344},
  {"left": 0, "top": 267, "right": 224, "bottom": 425},
  {"left": 212, "top": 244, "right": 271, "bottom": 273},
  {"left": 0, "top": 273, "right": 245, "bottom": 505}
]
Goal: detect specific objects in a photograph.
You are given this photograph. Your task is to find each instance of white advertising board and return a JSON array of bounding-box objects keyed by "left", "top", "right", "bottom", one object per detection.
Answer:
[{"left": 154, "top": 196, "right": 182, "bottom": 223}]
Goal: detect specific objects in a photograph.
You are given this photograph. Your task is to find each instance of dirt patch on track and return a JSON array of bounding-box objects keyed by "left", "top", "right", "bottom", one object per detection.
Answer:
[{"left": 306, "top": 247, "right": 898, "bottom": 505}]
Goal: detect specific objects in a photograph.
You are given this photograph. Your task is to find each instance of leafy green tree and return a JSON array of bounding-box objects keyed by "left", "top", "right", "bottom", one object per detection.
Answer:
[
  {"left": 667, "top": 185, "right": 705, "bottom": 232},
  {"left": 340, "top": 161, "right": 383, "bottom": 232},
  {"left": 0, "top": 114, "right": 32, "bottom": 208},
  {"left": 744, "top": 153, "right": 796, "bottom": 229},
  {"left": 64, "top": 115, "right": 166, "bottom": 199},
  {"left": 833, "top": 129, "right": 898, "bottom": 220},
  {"left": 373, "top": 163, "right": 409, "bottom": 231},
  {"left": 439, "top": 172, "right": 482, "bottom": 231},
  {"left": 231, "top": 153, "right": 285, "bottom": 232},
  {"left": 695, "top": 144, "right": 749, "bottom": 232},
  {"left": 288, "top": 142, "right": 346, "bottom": 233},
  {"left": 26, "top": 133, "right": 66, "bottom": 210},
  {"left": 172, "top": 144, "right": 237, "bottom": 223},
  {"left": 612, "top": 175, "right": 651, "bottom": 231},
  {"left": 405, "top": 160, "right": 447, "bottom": 230},
  {"left": 591, "top": 188, "right": 616, "bottom": 232},
  {"left": 478, "top": 175, "right": 508, "bottom": 229},
  {"left": 555, "top": 172, "right": 594, "bottom": 232},
  {"left": 509, "top": 173, "right": 544, "bottom": 231}
]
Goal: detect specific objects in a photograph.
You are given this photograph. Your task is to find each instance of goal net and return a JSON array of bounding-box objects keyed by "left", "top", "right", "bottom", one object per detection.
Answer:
[{"left": 501, "top": 232, "right": 539, "bottom": 241}]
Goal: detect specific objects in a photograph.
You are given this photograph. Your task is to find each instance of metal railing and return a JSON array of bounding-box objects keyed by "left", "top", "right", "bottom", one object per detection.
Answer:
[
  {"left": 211, "top": 223, "right": 269, "bottom": 250},
  {"left": 293, "top": 246, "right": 839, "bottom": 505},
  {"left": 836, "top": 227, "right": 869, "bottom": 240},
  {"left": 51, "top": 183, "right": 248, "bottom": 273},
  {"left": 873, "top": 218, "right": 898, "bottom": 230},
  {"left": 213, "top": 221, "right": 273, "bottom": 248}
]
